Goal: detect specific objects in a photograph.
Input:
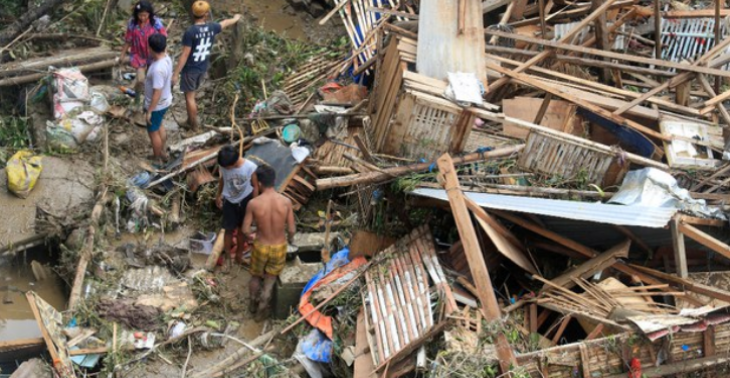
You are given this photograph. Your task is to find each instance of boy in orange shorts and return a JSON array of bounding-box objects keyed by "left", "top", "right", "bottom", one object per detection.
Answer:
[{"left": 243, "top": 165, "right": 295, "bottom": 320}]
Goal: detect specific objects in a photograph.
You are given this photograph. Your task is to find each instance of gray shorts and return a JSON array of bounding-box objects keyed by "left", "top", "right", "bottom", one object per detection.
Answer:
[{"left": 180, "top": 70, "right": 205, "bottom": 92}]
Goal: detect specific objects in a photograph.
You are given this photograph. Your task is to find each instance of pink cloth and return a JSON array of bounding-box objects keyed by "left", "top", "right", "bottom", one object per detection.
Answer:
[{"left": 124, "top": 17, "right": 167, "bottom": 69}]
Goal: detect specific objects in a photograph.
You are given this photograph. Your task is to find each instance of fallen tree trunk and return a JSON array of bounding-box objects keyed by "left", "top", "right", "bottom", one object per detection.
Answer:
[
  {"left": 0, "top": 0, "right": 65, "bottom": 47},
  {"left": 315, "top": 144, "right": 525, "bottom": 190},
  {"left": 0, "top": 57, "right": 121, "bottom": 87}
]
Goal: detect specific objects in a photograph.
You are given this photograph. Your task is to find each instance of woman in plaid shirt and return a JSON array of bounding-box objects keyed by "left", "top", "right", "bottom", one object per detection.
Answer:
[{"left": 119, "top": 1, "right": 167, "bottom": 110}]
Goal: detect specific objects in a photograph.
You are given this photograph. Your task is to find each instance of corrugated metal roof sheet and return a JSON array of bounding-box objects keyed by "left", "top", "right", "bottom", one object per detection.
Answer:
[{"left": 411, "top": 188, "right": 677, "bottom": 228}]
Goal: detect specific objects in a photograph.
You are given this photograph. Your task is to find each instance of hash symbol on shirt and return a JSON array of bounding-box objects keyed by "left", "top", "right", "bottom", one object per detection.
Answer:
[{"left": 193, "top": 37, "right": 212, "bottom": 62}]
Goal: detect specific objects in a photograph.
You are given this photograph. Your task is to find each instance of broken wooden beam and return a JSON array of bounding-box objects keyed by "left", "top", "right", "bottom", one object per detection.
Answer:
[
  {"left": 629, "top": 264, "right": 730, "bottom": 303},
  {"left": 678, "top": 222, "right": 730, "bottom": 262},
  {"left": 315, "top": 144, "right": 524, "bottom": 190},
  {"left": 484, "top": 29, "right": 730, "bottom": 79},
  {"left": 671, "top": 216, "right": 689, "bottom": 278},
  {"left": 547, "top": 240, "right": 630, "bottom": 289},
  {"left": 486, "top": 0, "right": 622, "bottom": 93},
  {"left": 436, "top": 153, "right": 517, "bottom": 373}
]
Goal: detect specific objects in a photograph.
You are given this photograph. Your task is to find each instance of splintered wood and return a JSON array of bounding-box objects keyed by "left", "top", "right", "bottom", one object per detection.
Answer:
[
  {"left": 362, "top": 226, "right": 455, "bottom": 368},
  {"left": 283, "top": 55, "right": 344, "bottom": 108},
  {"left": 331, "top": 0, "right": 416, "bottom": 74},
  {"left": 26, "top": 291, "right": 76, "bottom": 378},
  {"left": 313, "top": 126, "right": 365, "bottom": 168}
]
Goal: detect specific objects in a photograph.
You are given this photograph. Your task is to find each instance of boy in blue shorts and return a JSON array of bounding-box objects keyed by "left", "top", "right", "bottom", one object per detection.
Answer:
[{"left": 144, "top": 33, "right": 172, "bottom": 161}]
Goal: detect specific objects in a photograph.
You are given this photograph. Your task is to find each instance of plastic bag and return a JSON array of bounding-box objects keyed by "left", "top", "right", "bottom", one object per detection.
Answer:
[
  {"left": 52, "top": 67, "right": 89, "bottom": 119},
  {"left": 46, "top": 121, "right": 78, "bottom": 150},
  {"left": 6, "top": 150, "right": 42, "bottom": 199}
]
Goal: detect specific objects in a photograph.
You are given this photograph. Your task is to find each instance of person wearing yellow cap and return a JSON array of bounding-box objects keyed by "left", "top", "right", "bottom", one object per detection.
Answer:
[{"left": 172, "top": 1, "right": 241, "bottom": 131}]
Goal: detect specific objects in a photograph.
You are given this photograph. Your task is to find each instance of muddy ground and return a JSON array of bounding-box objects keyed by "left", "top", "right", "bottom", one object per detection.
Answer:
[{"left": 0, "top": 0, "right": 344, "bottom": 375}]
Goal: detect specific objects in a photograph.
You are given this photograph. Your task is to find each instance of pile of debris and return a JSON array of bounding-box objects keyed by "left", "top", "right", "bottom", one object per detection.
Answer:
[{"left": 9, "top": 0, "right": 730, "bottom": 377}]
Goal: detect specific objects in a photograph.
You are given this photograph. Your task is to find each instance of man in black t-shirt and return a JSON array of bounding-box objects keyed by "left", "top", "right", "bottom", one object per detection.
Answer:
[{"left": 172, "top": 1, "right": 241, "bottom": 131}]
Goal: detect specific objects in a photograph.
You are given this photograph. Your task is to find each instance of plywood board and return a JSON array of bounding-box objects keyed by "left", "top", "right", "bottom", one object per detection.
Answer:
[
  {"left": 354, "top": 311, "right": 376, "bottom": 378},
  {"left": 660, "top": 119, "right": 723, "bottom": 170},
  {"left": 349, "top": 230, "right": 397, "bottom": 258},
  {"left": 503, "top": 97, "right": 585, "bottom": 139},
  {"left": 475, "top": 216, "right": 537, "bottom": 274}
]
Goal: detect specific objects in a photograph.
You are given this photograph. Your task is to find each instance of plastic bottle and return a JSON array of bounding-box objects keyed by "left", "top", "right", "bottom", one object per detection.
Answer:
[{"left": 118, "top": 85, "right": 137, "bottom": 98}]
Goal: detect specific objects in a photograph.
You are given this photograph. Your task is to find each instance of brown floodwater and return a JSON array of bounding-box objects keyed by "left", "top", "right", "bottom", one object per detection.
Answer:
[
  {"left": 221, "top": 0, "right": 309, "bottom": 40},
  {"left": 0, "top": 260, "right": 66, "bottom": 342}
]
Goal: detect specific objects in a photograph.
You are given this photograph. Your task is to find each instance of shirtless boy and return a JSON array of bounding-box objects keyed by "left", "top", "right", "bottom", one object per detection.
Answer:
[{"left": 242, "top": 165, "right": 295, "bottom": 320}]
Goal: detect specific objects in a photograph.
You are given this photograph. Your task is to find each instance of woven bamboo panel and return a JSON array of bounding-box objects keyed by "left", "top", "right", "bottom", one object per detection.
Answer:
[
  {"left": 518, "top": 130, "right": 616, "bottom": 186},
  {"left": 313, "top": 127, "right": 364, "bottom": 167},
  {"left": 517, "top": 322, "right": 730, "bottom": 378},
  {"left": 383, "top": 92, "right": 471, "bottom": 160}
]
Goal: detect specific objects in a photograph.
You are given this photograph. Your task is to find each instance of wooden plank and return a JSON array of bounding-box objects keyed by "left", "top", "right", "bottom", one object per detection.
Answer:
[
  {"left": 484, "top": 29, "right": 730, "bottom": 79},
  {"left": 664, "top": 9, "right": 730, "bottom": 18},
  {"left": 591, "top": 0, "right": 610, "bottom": 83},
  {"left": 533, "top": 93, "right": 554, "bottom": 125},
  {"left": 68, "top": 226, "right": 94, "bottom": 311},
  {"left": 492, "top": 210, "right": 597, "bottom": 259},
  {"left": 529, "top": 303, "right": 538, "bottom": 333},
  {"left": 0, "top": 337, "right": 44, "bottom": 350},
  {"left": 628, "top": 264, "right": 730, "bottom": 303},
  {"left": 487, "top": 0, "right": 624, "bottom": 93},
  {"left": 25, "top": 292, "right": 75, "bottom": 378},
  {"left": 464, "top": 197, "right": 525, "bottom": 250},
  {"left": 482, "top": 0, "right": 511, "bottom": 14},
  {"left": 487, "top": 63, "right": 668, "bottom": 148},
  {"left": 679, "top": 215, "right": 726, "bottom": 228},
  {"left": 436, "top": 153, "right": 517, "bottom": 372},
  {"left": 547, "top": 239, "right": 630, "bottom": 289},
  {"left": 465, "top": 198, "right": 536, "bottom": 273},
  {"left": 488, "top": 52, "right": 699, "bottom": 116},
  {"left": 551, "top": 316, "right": 572, "bottom": 345},
  {"left": 579, "top": 343, "right": 591, "bottom": 378},
  {"left": 503, "top": 97, "right": 583, "bottom": 139},
  {"left": 671, "top": 216, "right": 689, "bottom": 278},
  {"left": 705, "top": 324, "right": 716, "bottom": 356},
  {"left": 697, "top": 74, "right": 730, "bottom": 127},
  {"left": 679, "top": 222, "right": 730, "bottom": 261},
  {"left": 585, "top": 323, "right": 604, "bottom": 340}
]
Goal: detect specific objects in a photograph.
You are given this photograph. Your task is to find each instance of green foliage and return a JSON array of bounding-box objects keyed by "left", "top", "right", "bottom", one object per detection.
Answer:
[
  {"left": 0, "top": 117, "right": 31, "bottom": 164},
  {"left": 220, "top": 23, "right": 344, "bottom": 123},
  {"left": 0, "top": 0, "right": 25, "bottom": 18}
]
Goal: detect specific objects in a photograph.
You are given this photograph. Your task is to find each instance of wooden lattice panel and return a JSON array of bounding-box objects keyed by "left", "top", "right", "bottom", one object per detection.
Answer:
[{"left": 518, "top": 130, "right": 618, "bottom": 186}]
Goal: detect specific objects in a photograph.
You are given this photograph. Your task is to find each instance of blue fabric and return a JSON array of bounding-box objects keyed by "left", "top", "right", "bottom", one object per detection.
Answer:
[
  {"left": 298, "top": 248, "right": 351, "bottom": 363},
  {"left": 301, "top": 329, "right": 333, "bottom": 363},
  {"left": 301, "top": 247, "right": 351, "bottom": 296},
  {"left": 146, "top": 107, "right": 168, "bottom": 132},
  {"left": 577, "top": 108, "right": 655, "bottom": 158}
]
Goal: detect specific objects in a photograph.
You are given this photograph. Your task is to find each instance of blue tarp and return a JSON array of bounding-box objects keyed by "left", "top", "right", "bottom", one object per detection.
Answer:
[
  {"left": 298, "top": 247, "right": 351, "bottom": 363},
  {"left": 301, "top": 247, "right": 351, "bottom": 296}
]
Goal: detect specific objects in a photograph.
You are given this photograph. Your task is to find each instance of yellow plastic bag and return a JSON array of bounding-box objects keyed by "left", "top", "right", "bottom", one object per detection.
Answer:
[{"left": 6, "top": 150, "right": 42, "bottom": 199}]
